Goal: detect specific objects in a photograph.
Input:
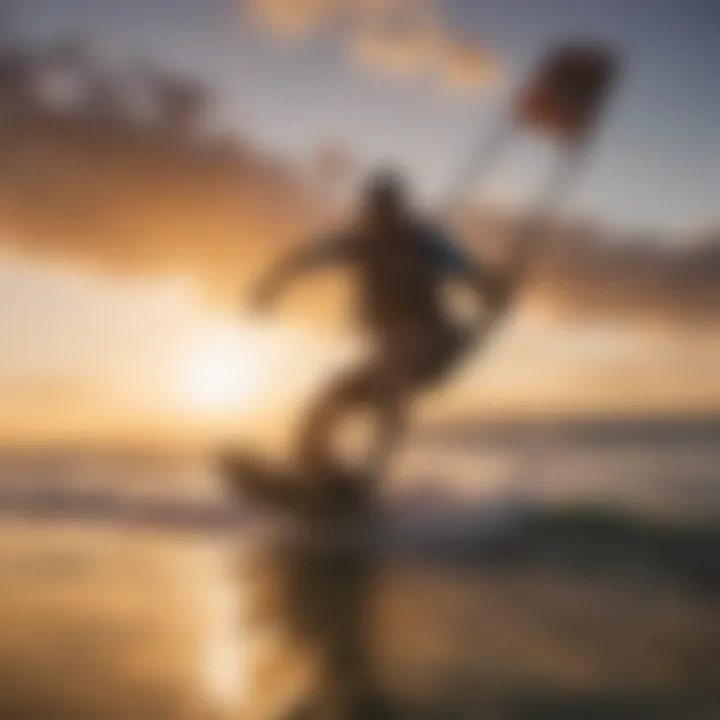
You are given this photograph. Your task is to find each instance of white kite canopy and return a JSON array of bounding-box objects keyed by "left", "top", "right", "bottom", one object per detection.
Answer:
[{"left": 515, "top": 43, "right": 619, "bottom": 141}]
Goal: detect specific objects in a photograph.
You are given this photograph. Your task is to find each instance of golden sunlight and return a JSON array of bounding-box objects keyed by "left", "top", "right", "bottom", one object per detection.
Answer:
[
  {"left": 201, "top": 544, "right": 243, "bottom": 713},
  {"left": 177, "top": 321, "right": 277, "bottom": 416},
  {"left": 164, "top": 310, "right": 354, "bottom": 430}
]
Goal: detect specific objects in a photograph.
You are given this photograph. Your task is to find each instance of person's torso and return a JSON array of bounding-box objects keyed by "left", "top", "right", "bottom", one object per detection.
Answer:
[{"left": 350, "top": 220, "right": 446, "bottom": 330}]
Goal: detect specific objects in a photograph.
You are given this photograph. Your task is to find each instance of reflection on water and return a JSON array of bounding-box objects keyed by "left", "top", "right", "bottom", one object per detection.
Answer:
[
  {"left": 0, "top": 524, "right": 208, "bottom": 719},
  {"left": 237, "top": 532, "right": 382, "bottom": 719},
  {"left": 1, "top": 515, "right": 718, "bottom": 719},
  {"left": 196, "top": 542, "right": 242, "bottom": 715}
]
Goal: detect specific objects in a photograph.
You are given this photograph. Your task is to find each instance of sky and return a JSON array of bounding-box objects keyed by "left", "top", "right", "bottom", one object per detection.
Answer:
[
  {"left": 0, "top": 0, "right": 719, "bottom": 443},
  {"left": 12, "top": 0, "right": 720, "bottom": 231}
]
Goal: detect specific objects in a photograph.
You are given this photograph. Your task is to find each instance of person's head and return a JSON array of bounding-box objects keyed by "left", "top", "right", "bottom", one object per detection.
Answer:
[{"left": 360, "top": 169, "right": 409, "bottom": 226}]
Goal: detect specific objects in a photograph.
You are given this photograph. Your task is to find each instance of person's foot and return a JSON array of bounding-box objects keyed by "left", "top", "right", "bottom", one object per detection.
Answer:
[{"left": 219, "top": 451, "right": 373, "bottom": 520}]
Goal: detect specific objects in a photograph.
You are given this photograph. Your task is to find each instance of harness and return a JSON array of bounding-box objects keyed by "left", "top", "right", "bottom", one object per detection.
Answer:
[{"left": 354, "top": 224, "right": 446, "bottom": 331}]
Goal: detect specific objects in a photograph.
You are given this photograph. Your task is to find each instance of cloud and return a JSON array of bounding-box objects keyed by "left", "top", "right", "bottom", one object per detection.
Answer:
[
  {"left": 243, "top": 0, "right": 497, "bottom": 93},
  {"left": 483, "top": 220, "right": 720, "bottom": 325},
  {"left": 351, "top": 23, "right": 436, "bottom": 77},
  {"left": 0, "top": 45, "right": 329, "bottom": 299},
  {"left": 246, "top": 0, "right": 336, "bottom": 38},
  {"left": 551, "top": 236, "right": 720, "bottom": 324},
  {"left": 439, "top": 38, "right": 498, "bottom": 92}
]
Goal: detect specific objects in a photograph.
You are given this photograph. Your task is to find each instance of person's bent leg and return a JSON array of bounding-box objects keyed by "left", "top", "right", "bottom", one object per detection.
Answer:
[
  {"left": 366, "top": 322, "right": 472, "bottom": 479},
  {"left": 297, "top": 364, "right": 380, "bottom": 476},
  {"left": 365, "top": 386, "right": 408, "bottom": 482}
]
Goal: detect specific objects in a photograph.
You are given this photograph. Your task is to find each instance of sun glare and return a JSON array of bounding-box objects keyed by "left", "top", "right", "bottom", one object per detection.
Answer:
[
  {"left": 172, "top": 315, "right": 349, "bottom": 423},
  {"left": 180, "top": 321, "right": 275, "bottom": 416}
]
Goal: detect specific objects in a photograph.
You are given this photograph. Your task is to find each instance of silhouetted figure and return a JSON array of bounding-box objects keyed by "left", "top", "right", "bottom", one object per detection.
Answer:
[{"left": 250, "top": 171, "right": 513, "bottom": 485}]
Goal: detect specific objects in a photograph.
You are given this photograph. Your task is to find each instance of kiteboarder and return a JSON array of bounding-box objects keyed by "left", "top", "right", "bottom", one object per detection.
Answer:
[
  {"left": 249, "top": 170, "right": 512, "bottom": 479},
  {"left": 244, "top": 42, "right": 620, "bottom": 492}
]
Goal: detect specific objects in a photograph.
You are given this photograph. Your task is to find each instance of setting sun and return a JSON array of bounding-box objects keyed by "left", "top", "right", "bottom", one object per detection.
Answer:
[{"left": 179, "top": 322, "right": 275, "bottom": 416}]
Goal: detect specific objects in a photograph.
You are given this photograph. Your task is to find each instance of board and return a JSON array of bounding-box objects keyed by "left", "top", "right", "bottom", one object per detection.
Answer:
[{"left": 218, "top": 450, "right": 373, "bottom": 521}]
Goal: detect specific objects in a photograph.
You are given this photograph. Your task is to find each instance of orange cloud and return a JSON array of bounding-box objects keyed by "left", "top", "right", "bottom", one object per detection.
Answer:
[
  {"left": 351, "top": 23, "right": 435, "bottom": 77},
  {"left": 247, "top": 0, "right": 336, "bottom": 38},
  {"left": 243, "top": 0, "right": 497, "bottom": 92},
  {"left": 439, "top": 38, "right": 498, "bottom": 93}
]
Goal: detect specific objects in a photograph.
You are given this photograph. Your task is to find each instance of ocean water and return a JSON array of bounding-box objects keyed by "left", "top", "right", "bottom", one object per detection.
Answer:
[{"left": 0, "top": 417, "right": 718, "bottom": 719}]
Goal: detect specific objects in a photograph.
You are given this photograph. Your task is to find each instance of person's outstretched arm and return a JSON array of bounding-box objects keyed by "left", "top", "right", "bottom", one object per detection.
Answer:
[{"left": 249, "top": 231, "right": 356, "bottom": 312}]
